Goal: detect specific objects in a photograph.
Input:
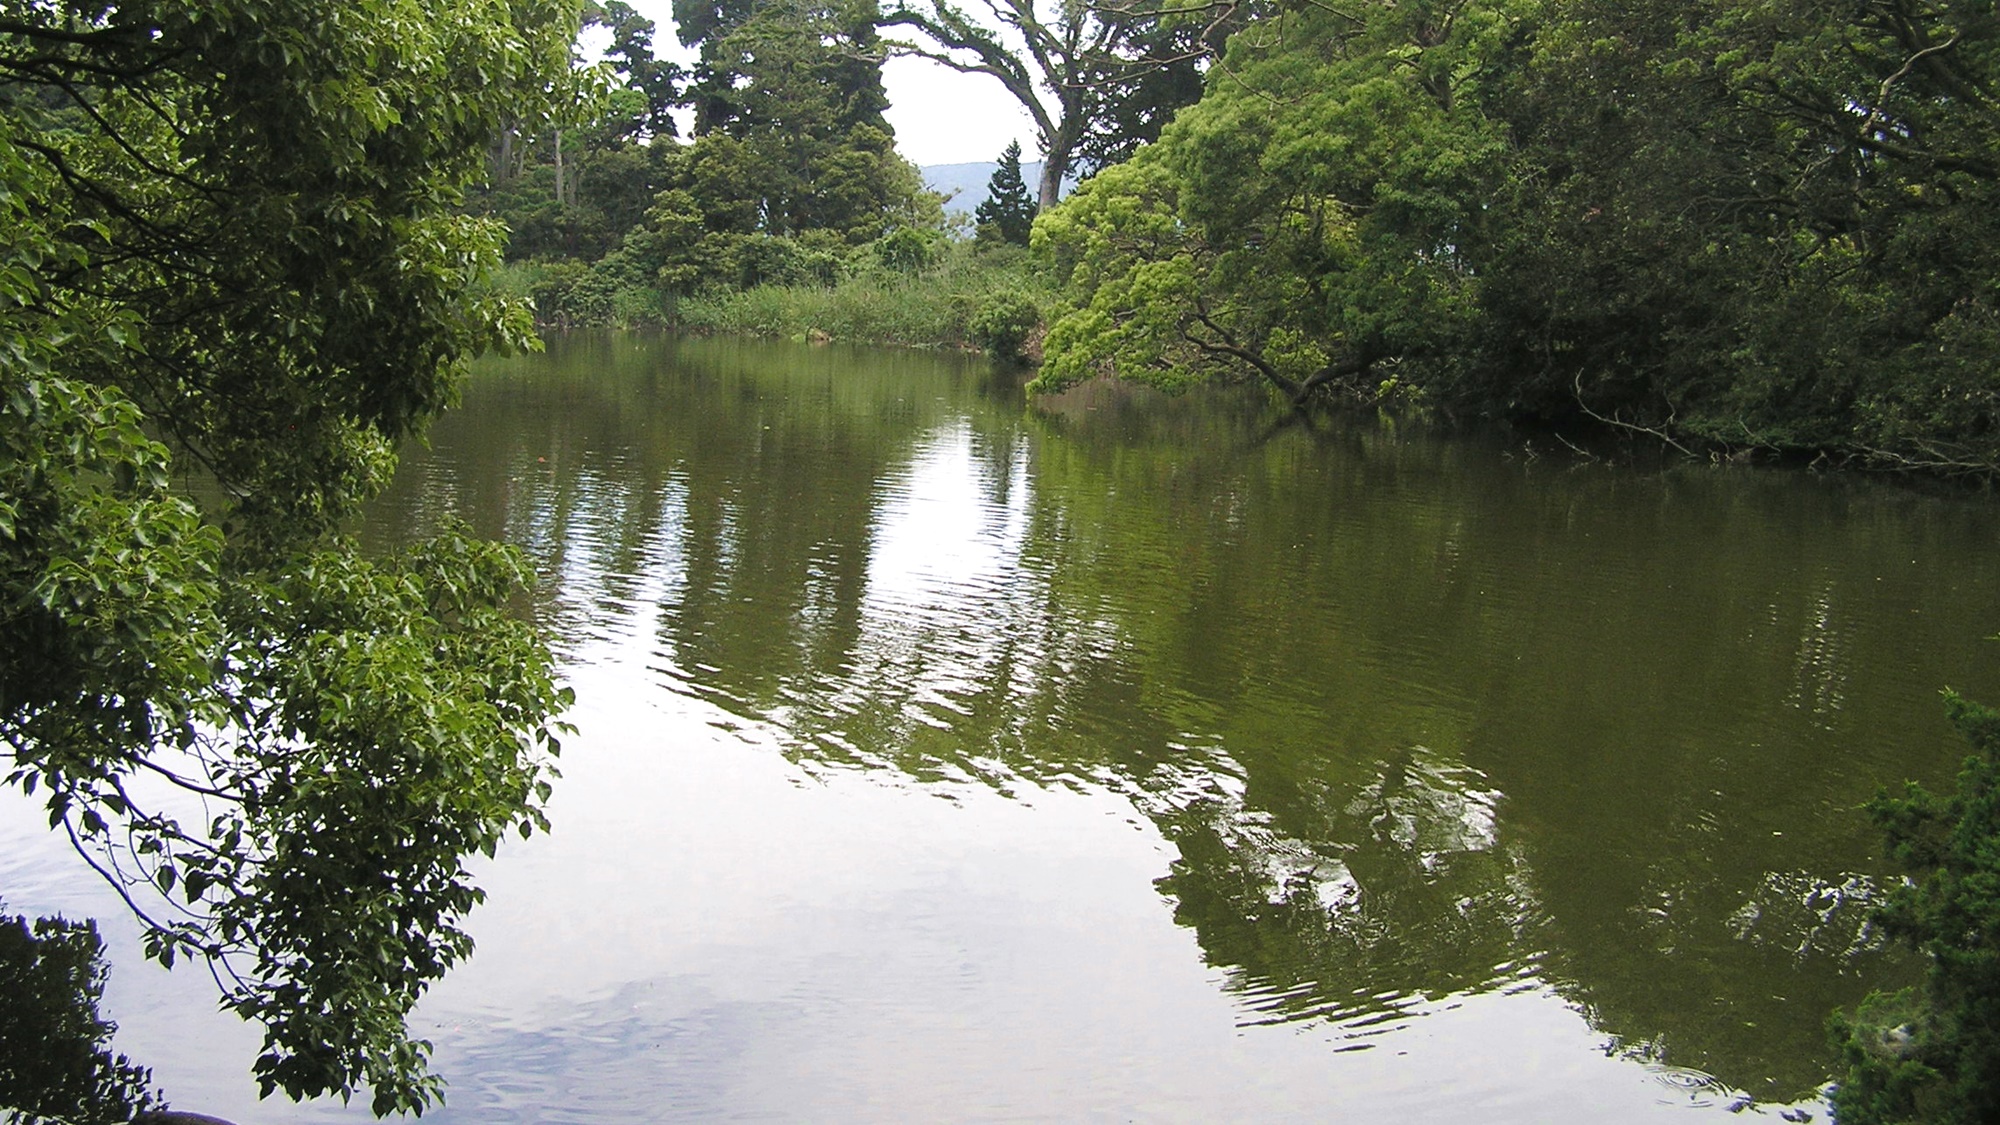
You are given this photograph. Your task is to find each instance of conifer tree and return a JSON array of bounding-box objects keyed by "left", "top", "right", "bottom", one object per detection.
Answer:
[{"left": 975, "top": 141, "right": 1038, "bottom": 246}]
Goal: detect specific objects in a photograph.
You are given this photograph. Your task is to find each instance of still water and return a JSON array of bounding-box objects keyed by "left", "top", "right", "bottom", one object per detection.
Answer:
[{"left": 7, "top": 332, "right": 2000, "bottom": 1121}]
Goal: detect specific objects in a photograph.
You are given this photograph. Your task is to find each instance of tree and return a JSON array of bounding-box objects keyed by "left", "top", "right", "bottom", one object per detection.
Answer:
[
  {"left": 0, "top": 0, "right": 575, "bottom": 1114},
  {"left": 677, "top": 0, "right": 893, "bottom": 140},
  {"left": 1033, "top": 0, "right": 2000, "bottom": 469},
  {"left": 669, "top": 0, "right": 929, "bottom": 242},
  {"left": 974, "top": 139, "right": 1038, "bottom": 245},
  {"left": 1831, "top": 693, "right": 2000, "bottom": 1124},
  {"left": 588, "top": 0, "right": 683, "bottom": 140},
  {"left": 470, "top": 5, "right": 684, "bottom": 264},
  {"left": 1032, "top": 0, "right": 1509, "bottom": 404},
  {"left": 879, "top": 0, "right": 1239, "bottom": 209}
]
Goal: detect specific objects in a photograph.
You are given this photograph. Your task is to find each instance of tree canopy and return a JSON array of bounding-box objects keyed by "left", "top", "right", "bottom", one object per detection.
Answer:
[
  {"left": 879, "top": 0, "right": 1235, "bottom": 208},
  {"left": 1032, "top": 0, "right": 2000, "bottom": 471},
  {"left": 0, "top": 0, "right": 576, "bottom": 1112}
]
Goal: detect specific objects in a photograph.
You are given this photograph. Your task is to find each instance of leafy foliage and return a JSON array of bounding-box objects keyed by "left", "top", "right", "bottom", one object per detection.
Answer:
[
  {"left": 490, "top": 0, "right": 946, "bottom": 324},
  {"left": 1831, "top": 693, "right": 2000, "bottom": 1124},
  {"left": 588, "top": 0, "right": 683, "bottom": 140},
  {"left": 0, "top": 0, "right": 575, "bottom": 1113},
  {"left": 1033, "top": 0, "right": 1503, "bottom": 404},
  {"left": 967, "top": 288, "right": 1042, "bottom": 360},
  {"left": 1034, "top": 0, "right": 2000, "bottom": 470}
]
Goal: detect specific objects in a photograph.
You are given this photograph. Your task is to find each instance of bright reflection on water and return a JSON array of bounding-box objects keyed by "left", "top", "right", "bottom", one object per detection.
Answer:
[{"left": 6, "top": 331, "right": 2000, "bottom": 1122}]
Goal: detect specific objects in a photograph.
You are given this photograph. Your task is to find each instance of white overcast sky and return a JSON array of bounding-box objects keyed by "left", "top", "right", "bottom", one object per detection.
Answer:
[{"left": 608, "top": 1, "right": 1041, "bottom": 166}]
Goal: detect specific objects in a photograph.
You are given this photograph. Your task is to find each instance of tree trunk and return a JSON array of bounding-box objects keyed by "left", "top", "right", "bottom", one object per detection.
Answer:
[
  {"left": 1038, "top": 124, "right": 1081, "bottom": 212},
  {"left": 491, "top": 125, "right": 515, "bottom": 183},
  {"left": 1036, "top": 152, "right": 1064, "bottom": 212},
  {"left": 552, "top": 128, "right": 565, "bottom": 206}
]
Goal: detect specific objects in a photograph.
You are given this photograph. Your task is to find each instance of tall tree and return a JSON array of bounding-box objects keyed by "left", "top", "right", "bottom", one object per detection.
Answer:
[
  {"left": 1035, "top": 0, "right": 2000, "bottom": 470},
  {"left": 0, "top": 0, "right": 576, "bottom": 1112},
  {"left": 975, "top": 139, "right": 1038, "bottom": 244},
  {"left": 666, "top": 0, "right": 928, "bottom": 243},
  {"left": 589, "top": 0, "right": 683, "bottom": 140},
  {"left": 677, "top": 0, "right": 893, "bottom": 139},
  {"left": 1034, "top": 0, "right": 1509, "bottom": 404},
  {"left": 878, "top": 0, "right": 1241, "bottom": 209}
]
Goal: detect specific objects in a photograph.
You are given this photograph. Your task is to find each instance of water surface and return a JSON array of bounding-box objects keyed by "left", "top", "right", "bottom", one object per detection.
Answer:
[{"left": 6, "top": 332, "right": 1999, "bottom": 1121}]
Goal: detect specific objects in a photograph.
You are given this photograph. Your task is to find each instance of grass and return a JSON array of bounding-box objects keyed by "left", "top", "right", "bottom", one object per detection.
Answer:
[
  {"left": 482, "top": 243, "right": 1050, "bottom": 356},
  {"left": 673, "top": 244, "right": 1049, "bottom": 352}
]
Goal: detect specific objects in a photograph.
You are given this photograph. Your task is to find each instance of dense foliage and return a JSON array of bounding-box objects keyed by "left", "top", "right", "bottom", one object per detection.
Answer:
[
  {"left": 490, "top": 0, "right": 955, "bottom": 329},
  {"left": 1033, "top": 0, "right": 2000, "bottom": 471},
  {"left": 0, "top": 0, "right": 574, "bottom": 1113},
  {"left": 1831, "top": 694, "right": 2000, "bottom": 1124}
]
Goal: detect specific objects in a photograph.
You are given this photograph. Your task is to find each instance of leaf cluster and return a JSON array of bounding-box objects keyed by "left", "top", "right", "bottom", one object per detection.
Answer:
[
  {"left": 1831, "top": 693, "right": 2000, "bottom": 1124},
  {"left": 1, "top": 0, "right": 577, "bottom": 1112},
  {"left": 1034, "top": 0, "right": 2000, "bottom": 469}
]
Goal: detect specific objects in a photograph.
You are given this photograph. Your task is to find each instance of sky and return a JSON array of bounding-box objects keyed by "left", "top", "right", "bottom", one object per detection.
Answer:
[{"left": 610, "top": 1, "right": 1042, "bottom": 167}]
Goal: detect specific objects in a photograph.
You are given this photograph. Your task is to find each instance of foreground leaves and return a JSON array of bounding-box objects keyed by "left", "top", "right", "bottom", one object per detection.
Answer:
[{"left": 1, "top": 0, "right": 577, "bottom": 1112}]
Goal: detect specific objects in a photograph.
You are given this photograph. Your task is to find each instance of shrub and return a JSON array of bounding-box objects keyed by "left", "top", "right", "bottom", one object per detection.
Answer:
[
  {"left": 527, "top": 259, "right": 616, "bottom": 328},
  {"left": 1830, "top": 692, "right": 2000, "bottom": 1124},
  {"left": 874, "top": 226, "right": 943, "bottom": 273},
  {"left": 968, "top": 289, "right": 1043, "bottom": 362}
]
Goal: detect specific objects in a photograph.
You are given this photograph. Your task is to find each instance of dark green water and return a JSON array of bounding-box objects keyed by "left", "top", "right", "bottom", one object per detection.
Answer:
[{"left": 7, "top": 331, "right": 1997, "bottom": 1121}]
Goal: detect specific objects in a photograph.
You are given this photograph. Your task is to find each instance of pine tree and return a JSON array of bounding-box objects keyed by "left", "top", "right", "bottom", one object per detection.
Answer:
[{"left": 975, "top": 140, "right": 1038, "bottom": 246}]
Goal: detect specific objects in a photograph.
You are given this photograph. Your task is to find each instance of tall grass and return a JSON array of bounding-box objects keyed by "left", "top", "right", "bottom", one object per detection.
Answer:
[
  {"left": 481, "top": 244, "right": 1051, "bottom": 354},
  {"left": 674, "top": 246, "right": 1048, "bottom": 351}
]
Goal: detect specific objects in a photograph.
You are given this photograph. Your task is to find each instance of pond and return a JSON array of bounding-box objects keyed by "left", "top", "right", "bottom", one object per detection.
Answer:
[{"left": 6, "top": 332, "right": 2000, "bottom": 1122}]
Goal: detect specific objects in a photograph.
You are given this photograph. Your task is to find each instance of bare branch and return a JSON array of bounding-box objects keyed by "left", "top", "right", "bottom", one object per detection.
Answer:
[
  {"left": 1572, "top": 371, "right": 1695, "bottom": 456},
  {"left": 130, "top": 753, "right": 239, "bottom": 800}
]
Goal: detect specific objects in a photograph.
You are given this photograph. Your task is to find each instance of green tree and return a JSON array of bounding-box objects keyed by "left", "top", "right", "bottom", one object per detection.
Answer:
[
  {"left": 676, "top": 0, "right": 924, "bottom": 241},
  {"left": 879, "top": 0, "right": 1240, "bottom": 209},
  {"left": 1488, "top": 0, "right": 2000, "bottom": 468},
  {"left": 1831, "top": 693, "right": 2000, "bottom": 1124},
  {"left": 974, "top": 139, "right": 1038, "bottom": 246},
  {"left": 471, "top": 4, "right": 679, "bottom": 263},
  {"left": 589, "top": 0, "right": 682, "bottom": 140},
  {"left": 679, "top": 0, "right": 894, "bottom": 139},
  {"left": 1032, "top": 0, "right": 1509, "bottom": 404},
  {"left": 1033, "top": 0, "right": 2000, "bottom": 470},
  {"left": 0, "top": 0, "right": 575, "bottom": 1113}
]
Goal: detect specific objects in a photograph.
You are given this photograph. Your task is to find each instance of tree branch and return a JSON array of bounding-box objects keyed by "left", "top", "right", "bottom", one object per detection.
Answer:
[{"left": 1573, "top": 371, "right": 1694, "bottom": 456}]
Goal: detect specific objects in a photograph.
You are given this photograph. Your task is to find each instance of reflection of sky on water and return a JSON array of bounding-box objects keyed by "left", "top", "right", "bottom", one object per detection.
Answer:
[
  {"left": 12, "top": 337, "right": 1985, "bottom": 1120},
  {"left": 0, "top": 647, "right": 1803, "bottom": 1122},
  {"left": 856, "top": 422, "right": 1041, "bottom": 731}
]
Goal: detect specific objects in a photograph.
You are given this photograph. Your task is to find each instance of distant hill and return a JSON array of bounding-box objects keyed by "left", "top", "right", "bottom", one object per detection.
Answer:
[{"left": 921, "top": 160, "right": 1076, "bottom": 215}]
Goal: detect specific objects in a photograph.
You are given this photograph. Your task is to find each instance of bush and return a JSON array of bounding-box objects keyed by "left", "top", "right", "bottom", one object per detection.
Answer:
[
  {"left": 968, "top": 289, "right": 1043, "bottom": 362},
  {"left": 527, "top": 259, "right": 617, "bottom": 328},
  {"left": 1830, "top": 692, "right": 2000, "bottom": 1124},
  {"left": 874, "top": 226, "right": 943, "bottom": 273},
  {"left": 674, "top": 242, "right": 1051, "bottom": 352}
]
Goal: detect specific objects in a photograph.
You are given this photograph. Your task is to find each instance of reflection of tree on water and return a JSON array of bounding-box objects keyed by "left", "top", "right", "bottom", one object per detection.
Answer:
[
  {"left": 1150, "top": 744, "right": 1542, "bottom": 1033},
  {"left": 376, "top": 341, "right": 1997, "bottom": 1107},
  {"left": 0, "top": 907, "right": 163, "bottom": 1124}
]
